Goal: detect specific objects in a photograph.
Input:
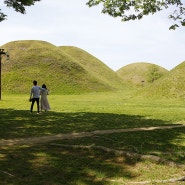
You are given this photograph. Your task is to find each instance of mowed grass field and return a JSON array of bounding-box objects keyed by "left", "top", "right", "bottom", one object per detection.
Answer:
[{"left": 0, "top": 92, "right": 185, "bottom": 185}]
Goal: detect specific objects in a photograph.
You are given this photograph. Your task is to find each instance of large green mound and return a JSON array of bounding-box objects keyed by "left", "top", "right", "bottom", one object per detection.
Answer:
[
  {"left": 141, "top": 61, "right": 185, "bottom": 98},
  {"left": 60, "top": 46, "right": 125, "bottom": 90},
  {"left": 116, "top": 62, "right": 168, "bottom": 86},
  {"left": 1, "top": 40, "right": 125, "bottom": 94}
]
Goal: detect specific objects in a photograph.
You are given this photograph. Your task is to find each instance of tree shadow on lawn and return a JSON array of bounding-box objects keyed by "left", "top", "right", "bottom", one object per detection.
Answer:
[
  {"left": 0, "top": 109, "right": 185, "bottom": 184},
  {"left": 0, "top": 108, "right": 177, "bottom": 139},
  {"left": 0, "top": 143, "right": 138, "bottom": 185},
  {"left": 0, "top": 130, "right": 185, "bottom": 185}
]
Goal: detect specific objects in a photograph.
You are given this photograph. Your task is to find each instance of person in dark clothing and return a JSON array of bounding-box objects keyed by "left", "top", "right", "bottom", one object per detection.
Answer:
[{"left": 29, "top": 80, "right": 43, "bottom": 114}]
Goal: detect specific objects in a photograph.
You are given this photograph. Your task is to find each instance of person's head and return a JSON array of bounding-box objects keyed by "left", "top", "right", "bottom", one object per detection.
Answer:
[
  {"left": 42, "top": 84, "right": 46, "bottom": 89},
  {"left": 33, "top": 80, "right": 37, "bottom": 85}
]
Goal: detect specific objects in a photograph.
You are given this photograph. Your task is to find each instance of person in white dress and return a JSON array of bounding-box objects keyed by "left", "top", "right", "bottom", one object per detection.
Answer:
[{"left": 40, "top": 84, "right": 50, "bottom": 112}]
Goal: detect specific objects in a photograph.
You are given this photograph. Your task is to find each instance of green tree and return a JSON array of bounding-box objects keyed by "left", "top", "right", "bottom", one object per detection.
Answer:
[
  {"left": 147, "top": 65, "right": 163, "bottom": 83},
  {"left": 86, "top": 0, "right": 185, "bottom": 30},
  {"left": 0, "top": 0, "right": 41, "bottom": 22}
]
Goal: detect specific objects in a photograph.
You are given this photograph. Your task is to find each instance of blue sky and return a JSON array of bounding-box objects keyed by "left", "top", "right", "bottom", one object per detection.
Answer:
[{"left": 0, "top": 0, "right": 185, "bottom": 71}]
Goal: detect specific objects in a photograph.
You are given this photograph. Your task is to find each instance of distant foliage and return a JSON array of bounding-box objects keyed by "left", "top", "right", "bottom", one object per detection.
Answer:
[{"left": 147, "top": 65, "right": 163, "bottom": 83}]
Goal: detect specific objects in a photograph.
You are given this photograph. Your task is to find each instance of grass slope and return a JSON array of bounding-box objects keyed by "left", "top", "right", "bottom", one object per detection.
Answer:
[
  {"left": 0, "top": 94, "right": 185, "bottom": 184},
  {"left": 60, "top": 46, "right": 125, "bottom": 90},
  {"left": 116, "top": 62, "right": 168, "bottom": 87},
  {"left": 1, "top": 40, "right": 125, "bottom": 94},
  {"left": 141, "top": 61, "right": 185, "bottom": 98}
]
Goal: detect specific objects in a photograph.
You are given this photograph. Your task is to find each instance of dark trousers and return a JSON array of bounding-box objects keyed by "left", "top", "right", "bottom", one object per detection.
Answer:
[{"left": 30, "top": 98, "right": 40, "bottom": 113}]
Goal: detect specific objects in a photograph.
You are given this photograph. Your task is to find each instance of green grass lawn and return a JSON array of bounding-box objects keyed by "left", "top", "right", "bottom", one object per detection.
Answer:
[{"left": 0, "top": 93, "right": 185, "bottom": 185}]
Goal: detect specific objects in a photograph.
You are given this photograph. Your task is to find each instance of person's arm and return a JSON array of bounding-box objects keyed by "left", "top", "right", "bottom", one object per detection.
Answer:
[
  {"left": 39, "top": 87, "right": 44, "bottom": 95},
  {"left": 39, "top": 86, "right": 44, "bottom": 90},
  {"left": 29, "top": 88, "right": 33, "bottom": 100}
]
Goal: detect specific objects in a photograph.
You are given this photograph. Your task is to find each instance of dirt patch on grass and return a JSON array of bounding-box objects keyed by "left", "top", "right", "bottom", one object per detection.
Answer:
[{"left": 0, "top": 125, "right": 185, "bottom": 146}]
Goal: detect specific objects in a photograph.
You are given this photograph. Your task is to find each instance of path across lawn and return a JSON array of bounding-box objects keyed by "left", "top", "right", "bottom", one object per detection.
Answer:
[{"left": 0, "top": 124, "right": 185, "bottom": 146}]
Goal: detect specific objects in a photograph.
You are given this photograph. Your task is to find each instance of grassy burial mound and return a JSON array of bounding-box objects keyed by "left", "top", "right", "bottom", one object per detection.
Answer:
[
  {"left": 1, "top": 40, "right": 125, "bottom": 94},
  {"left": 116, "top": 62, "right": 168, "bottom": 87},
  {"left": 141, "top": 61, "right": 185, "bottom": 98},
  {"left": 60, "top": 46, "right": 125, "bottom": 91}
]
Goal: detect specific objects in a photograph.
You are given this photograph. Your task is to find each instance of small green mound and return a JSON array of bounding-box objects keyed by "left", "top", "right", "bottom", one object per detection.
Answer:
[
  {"left": 141, "top": 61, "right": 185, "bottom": 98},
  {"left": 116, "top": 62, "right": 168, "bottom": 87}
]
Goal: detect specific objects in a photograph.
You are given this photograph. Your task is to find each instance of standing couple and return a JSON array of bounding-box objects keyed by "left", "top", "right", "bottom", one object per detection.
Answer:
[{"left": 29, "top": 80, "right": 50, "bottom": 114}]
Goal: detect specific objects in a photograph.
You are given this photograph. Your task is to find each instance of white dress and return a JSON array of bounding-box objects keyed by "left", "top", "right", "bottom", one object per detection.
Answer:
[{"left": 40, "top": 89, "right": 50, "bottom": 111}]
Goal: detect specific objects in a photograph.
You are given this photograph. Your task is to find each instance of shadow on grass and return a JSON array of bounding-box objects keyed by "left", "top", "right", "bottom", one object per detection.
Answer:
[
  {"left": 0, "top": 108, "right": 174, "bottom": 139},
  {"left": 0, "top": 109, "right": 184, "bottom": 184},
  {"left": 0, "top": 143, "right": 137, "bottom": 185}
]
